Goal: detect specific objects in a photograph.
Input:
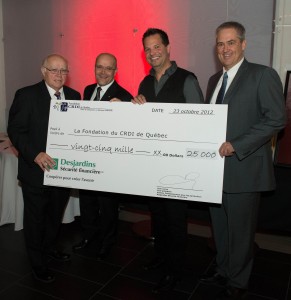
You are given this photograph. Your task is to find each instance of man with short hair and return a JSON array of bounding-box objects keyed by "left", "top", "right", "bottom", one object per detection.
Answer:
[
  {"left": 200, "top": 21, "right": 286, "bottom": 299},
  {"left": 72, "top": 53, "right": 133, "bottom": 259},
  {"left": 8, "top": 54, "right": 81, "bottom": 283},
  {"left": 133, "top": 28, "right": 204, "bottom": 293}
]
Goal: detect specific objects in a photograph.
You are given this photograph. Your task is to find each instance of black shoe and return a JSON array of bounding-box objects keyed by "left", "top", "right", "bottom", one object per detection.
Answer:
[
  {"left": 72, "top": 239, "right": 90, "bottom": 251},
  {"left": 97, "top": 246, "right": 111, "bottom": 260},
  {"left": 143, "top": 257, "right": 165, "bottom": 271},
  {"left": 32, "top": 269, "right": 55, "bottom": 283},
  {"left": 152, "top": 274, "right": 180, "bottom": 293},
  {"left": 48, "top": 250, "right": 71, "bottom": 262},
  {"left": 216, "top": 286, "right": 247, "bottom": 299},
  {"left": 200, "top": 271, "right": 227, "bottom": 285}
]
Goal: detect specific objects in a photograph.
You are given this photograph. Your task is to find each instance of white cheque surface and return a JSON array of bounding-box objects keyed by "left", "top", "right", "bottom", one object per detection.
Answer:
[{"left": 44, "top": 101, "right": 228, "bottom": 204}]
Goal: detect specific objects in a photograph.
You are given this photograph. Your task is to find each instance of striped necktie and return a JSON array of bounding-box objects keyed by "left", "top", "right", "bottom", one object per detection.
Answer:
[
  {"left": 94, "top": 86, "right": 102, "bottom": 101},
  {"left": 54, "top": 92, "right": 61, "bottom": 100}
]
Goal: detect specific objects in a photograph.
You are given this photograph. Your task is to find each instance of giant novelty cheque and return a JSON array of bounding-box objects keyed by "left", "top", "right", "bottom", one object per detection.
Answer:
[{"left": 44, "top": 101, "right": 227, "bottom": 204}]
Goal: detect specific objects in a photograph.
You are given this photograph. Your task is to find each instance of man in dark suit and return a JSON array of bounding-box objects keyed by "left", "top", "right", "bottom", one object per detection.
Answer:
[
  {"left": 200, "top": 22, "right": 286, "bottom": 299},
  {"left": 72, "top": 53, "right": 133, "bottom": 259},
  {"left": 132, "top": 28, "right": 204, "bottom": 293},
  {"left": 8, "top": 54, "right": 81, "bottom": 283}
]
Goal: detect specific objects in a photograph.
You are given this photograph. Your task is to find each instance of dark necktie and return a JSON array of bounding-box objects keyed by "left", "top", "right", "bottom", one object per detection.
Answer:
[
  {"left": 94, "top": 86, "right": 102, "bottom": 101},
  {"left": 216, "top": 72, "right": 228, "bottom": 104},
  {"left": 54, "top": 92, "right": 61, "bottom": 100}
]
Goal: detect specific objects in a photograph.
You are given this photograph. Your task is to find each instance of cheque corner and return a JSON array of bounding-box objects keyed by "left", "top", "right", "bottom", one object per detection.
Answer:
[{"left": 53, "top": 158, "right": 97, "bottom": 169}]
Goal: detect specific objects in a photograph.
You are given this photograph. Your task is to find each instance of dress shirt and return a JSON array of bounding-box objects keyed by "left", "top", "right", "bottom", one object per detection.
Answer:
[
  {"left": 90, "top": 80, "right": 115, "bottom": 101},
  {"left": 45, "top": 83, "right": 64, "bottom": 100},
  {"left": 149, "top": 61, "right": 203, "bottom": 103},
  {"left": 210, "top": 58, "right": 244, "bottom": 104}
]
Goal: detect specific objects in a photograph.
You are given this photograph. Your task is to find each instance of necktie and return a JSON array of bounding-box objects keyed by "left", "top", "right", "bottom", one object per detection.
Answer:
[
  {"left": 216, "top": 72, "right": 228, "bottom": 104},
  {"left": 54, "top": 92, "right": 61, "bottom": 100},
  {"left": 94, "top": 86, "right": 102, "bottom": 101}
]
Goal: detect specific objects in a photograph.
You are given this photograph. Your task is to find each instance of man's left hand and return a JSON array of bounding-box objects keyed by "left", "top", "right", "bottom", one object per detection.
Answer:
[{"left": 219, "top": 142, "right": 235, "bottom": 157}]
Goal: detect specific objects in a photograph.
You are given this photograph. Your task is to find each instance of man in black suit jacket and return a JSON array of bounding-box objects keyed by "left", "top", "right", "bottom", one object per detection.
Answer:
[
  {"left": 200, "top": 22, "right": 286, "bottom": 299},
  {"left": 72, "top": 53, "right": 133, "bottom": 259},
  {"left": 8, "top": 54, "right": 81, "bottom": 283}
]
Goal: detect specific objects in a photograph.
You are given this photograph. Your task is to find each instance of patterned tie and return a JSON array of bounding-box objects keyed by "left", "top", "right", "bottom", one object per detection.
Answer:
[
  {"left": 54, "top": 92, "right": 61, "bottom": 100},
  {"left": 216, "top": 72, "right": 228, "bottom": 104},
  {"left": 94, "top": 86, "right": 102, "bottom": 101}
]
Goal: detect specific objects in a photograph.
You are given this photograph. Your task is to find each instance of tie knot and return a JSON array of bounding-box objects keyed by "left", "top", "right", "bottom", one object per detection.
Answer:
[
  {"left": 223, "top": 72, "right": 228, "bottom": 79},
  {"left": 54, "top": 92, "right": 61, "bottom": 100}
]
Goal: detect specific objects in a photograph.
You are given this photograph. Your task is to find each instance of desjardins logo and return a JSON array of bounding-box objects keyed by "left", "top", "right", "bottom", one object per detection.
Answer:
[
  {"left": 60, "top": 159, "right": 96, "bottom": 168},
  {"left": 54, "top": 158, "right": 100, "bottom": 175},
  {"left": 52, "top": 158, "right": 59, "bottom": 170}
]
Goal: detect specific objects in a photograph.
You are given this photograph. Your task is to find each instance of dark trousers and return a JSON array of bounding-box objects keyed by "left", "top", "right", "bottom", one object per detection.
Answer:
[
  {"left": 149, "top": 198, "right": 188, "bottom": 276},
  {"left": 21, "top": 183, "right": 70, "bottom": 272},
  {"left": 79, "top": 190, "right": 119, "bottom": 248},
  {"left": 210, "top": 192, "right": 260, "bottom": 289}
]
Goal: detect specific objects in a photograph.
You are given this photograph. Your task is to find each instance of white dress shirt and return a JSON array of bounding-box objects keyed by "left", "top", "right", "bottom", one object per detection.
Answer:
[
  {"left": 90, "top": 80, "right": 115, "bottom": 101},
  {"left": 45, "top": 84, "right": 64, "bottom": 100},
  {"left": 210, "top": 58, "right": 244, "bottom": 104}
]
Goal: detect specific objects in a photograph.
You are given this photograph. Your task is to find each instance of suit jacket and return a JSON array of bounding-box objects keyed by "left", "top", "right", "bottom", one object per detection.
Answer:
[
  {"left": 206, "top": 59, "right": 286, "bottom": 193},
  {"left": 83, "top": 80, "right": 133, "bottom": 101},
  {"left": 8, "top": 80, "right": 81, "bottom": 187}
]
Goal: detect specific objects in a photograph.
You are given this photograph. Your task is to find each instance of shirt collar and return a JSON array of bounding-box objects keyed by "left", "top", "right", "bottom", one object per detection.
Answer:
[
  {"left": 223, "top": 57, "right": 244, "bottom": 77},
  {"left": 97, "top": 80, "right": 115, "bottom": 94},
  {"left": 45, "top": 83, "right": 64, "bottom": 99},
  {"left": 149, "top": 61, "right": 177, "bottom": 77}
]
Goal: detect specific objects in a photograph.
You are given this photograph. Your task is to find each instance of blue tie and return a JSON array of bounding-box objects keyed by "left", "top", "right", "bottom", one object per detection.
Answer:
[{"left": 216, "top": 72, "right": 228, "bottom": 104}]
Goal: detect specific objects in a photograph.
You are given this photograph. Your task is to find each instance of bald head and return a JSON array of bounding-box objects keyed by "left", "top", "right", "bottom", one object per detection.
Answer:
[
  {"left": 95, "top": 53, "right": 118, "bottom": 86},
  {"left": 41, "top": 54, "right": 69, "bottom": 91},
  {"left": 42, "top": 54, "right": 68, "bottom": 69},
  {"left": 95, "top": 53, "right": 117, "bottom": 69}
]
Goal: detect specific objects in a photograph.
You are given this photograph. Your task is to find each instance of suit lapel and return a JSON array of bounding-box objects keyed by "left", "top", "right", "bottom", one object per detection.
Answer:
[
  {"left": 63, "top": 86, "right": 73, "bottom": 99},
  {"left": 39, "top": 80, "right": 52, "bottom": 100},
  {"left": 206, "top": 72, "right": 221, "bottom": 103},
  {"left": 223, "top": 60, "right": 248, "bottom": 104},
  {"left": 63, "top": 86, "right": 79, "bottom": 100},
  {"left": 102, "top": 81, "right": 118, "bottom": 101},
  {"left": 87, "top": 85, "right": 96, "bottom": 100},
  {"left": 37, "top": 81, "right": 52, "bottom": 120}
]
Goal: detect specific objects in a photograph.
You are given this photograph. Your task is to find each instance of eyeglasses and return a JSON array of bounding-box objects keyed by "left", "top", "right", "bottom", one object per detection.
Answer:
[
  {"left": 95, "top": 65, "right": 116, "bottom": 72},
  {"left": 44, "top": 67, "right": 69, "bottom": 75}
]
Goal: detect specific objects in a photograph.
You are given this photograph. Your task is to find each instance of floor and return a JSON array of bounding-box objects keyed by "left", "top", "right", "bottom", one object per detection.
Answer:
[{"left": 0, "top": 213, "right": 291, "bottom": 300}]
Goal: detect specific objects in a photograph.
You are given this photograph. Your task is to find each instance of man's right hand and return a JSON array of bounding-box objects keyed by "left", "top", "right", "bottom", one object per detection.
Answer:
[
  {"left": 34, "top": 152, "right": 55, "bottom": 172},
  {"left": 132, "top": 94, "right": 147, "bottom": 105}
]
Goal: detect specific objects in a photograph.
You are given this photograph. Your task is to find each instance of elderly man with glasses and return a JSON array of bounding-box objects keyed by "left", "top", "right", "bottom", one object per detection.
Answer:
[{"left": 8, "top": 54, "right": 81, "bottom": 283}]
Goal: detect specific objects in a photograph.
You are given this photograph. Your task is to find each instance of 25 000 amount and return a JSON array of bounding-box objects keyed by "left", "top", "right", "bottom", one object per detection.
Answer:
[{"left": 186, "top": 149, "right": 217, "bottom": 159}]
